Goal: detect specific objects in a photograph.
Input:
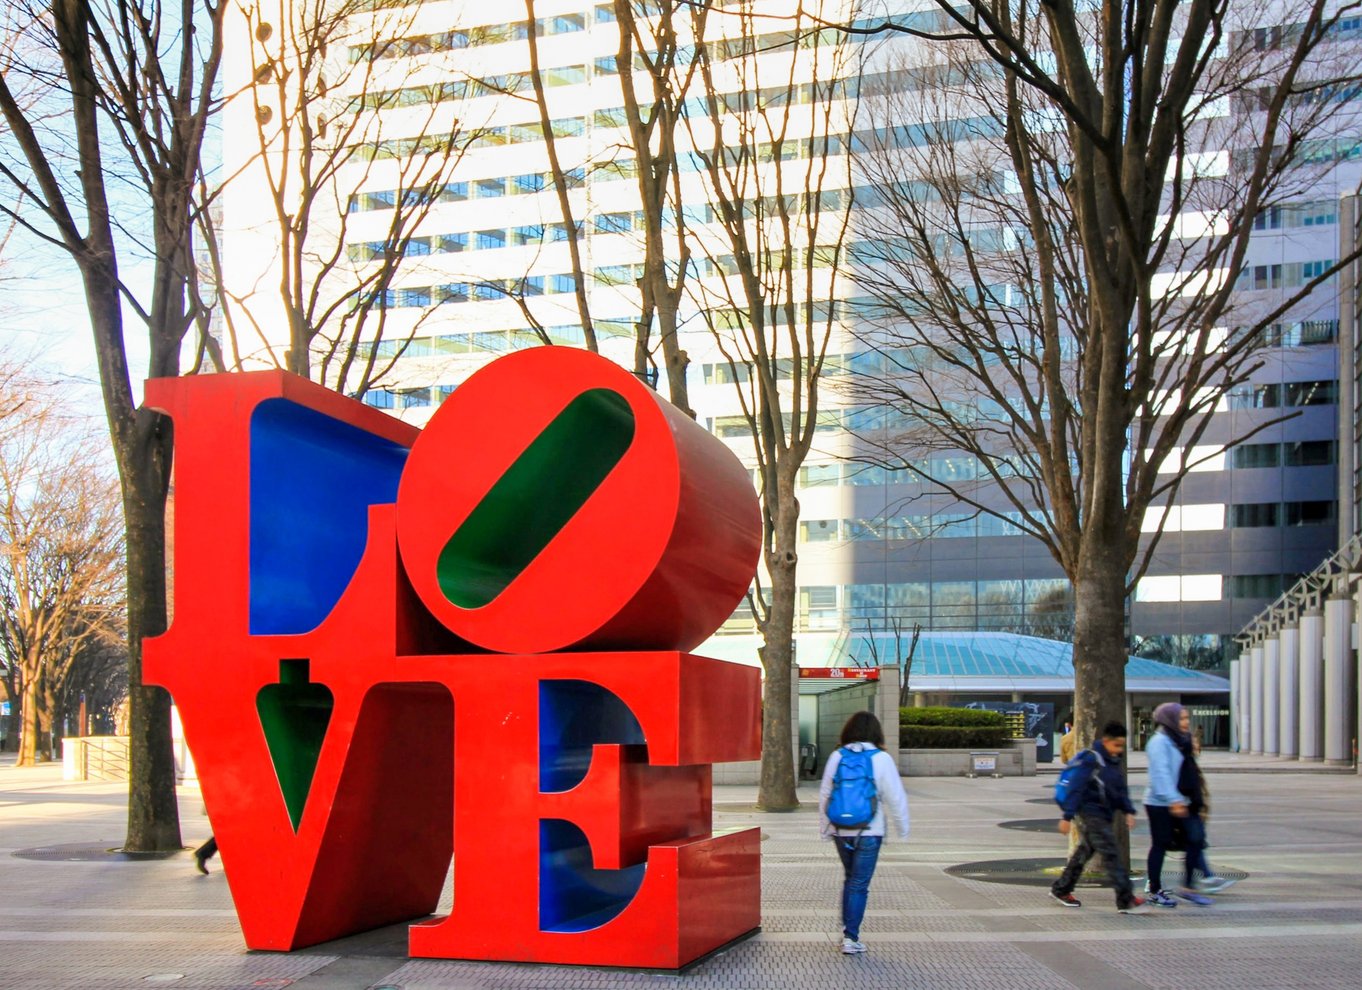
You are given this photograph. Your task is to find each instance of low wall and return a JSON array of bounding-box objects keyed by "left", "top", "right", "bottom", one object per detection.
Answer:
[
  {"left": 899, "top": 738, "right": 1037, "bottom": 777},
  {"left": 713, "top": 760, "right": 763, "bottom": 786},
  {"left": 62, "top": 735, "right": 130, "bottom": 782}
]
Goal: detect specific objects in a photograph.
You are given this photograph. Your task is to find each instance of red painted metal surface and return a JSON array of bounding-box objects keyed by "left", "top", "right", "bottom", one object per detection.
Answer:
[
  {"left": 142, "top": 353, "right": 762, "bottom": 969},
  {"left": 396, "top": 347, "right": 760, "bottom": 654}
]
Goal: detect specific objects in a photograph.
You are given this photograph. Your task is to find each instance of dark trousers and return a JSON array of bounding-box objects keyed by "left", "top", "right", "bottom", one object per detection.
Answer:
[
  {"left": 195, "top": 836, "right": 218, "bottom": 861},
  {"left": 1146, "top": 806, "right": 1208, "bottom": 891},
  {"left": 1052, "top": 813, "right": 1135, "bottom": 908}
]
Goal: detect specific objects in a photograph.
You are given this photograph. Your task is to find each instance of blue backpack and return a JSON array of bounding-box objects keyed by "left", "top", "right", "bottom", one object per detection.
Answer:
[
  {"left": 827, "top": 747, "right": 879, "bottom": 829},
  {"left": 1054, "top": 750, "right": 1103, "bottom": 812}
]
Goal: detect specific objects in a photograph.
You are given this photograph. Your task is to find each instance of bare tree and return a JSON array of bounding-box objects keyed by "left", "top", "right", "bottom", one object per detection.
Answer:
[
  {"left": 206, "top": 0, "right": 488, "bottom": 395},
  {"left": 0, "top": 0, "right": 224, "bottom": 849},
  {"left": 520, "top": 0, "right": 705, "bottom": 410},
  {"left": 685, "top": 1, "right": 860, "bottom": 810},
  {"left": 0, "top": 362, "right": 124, "bottom": 766},
  {"left": 837, "top": 0, "right": 1362, "bottom": 752},
  {"left": 607, "top": 0, "right": 709, "bottom": 412},
  {"left": 524, "top": 0, "right": 599, "bottom": 353}
]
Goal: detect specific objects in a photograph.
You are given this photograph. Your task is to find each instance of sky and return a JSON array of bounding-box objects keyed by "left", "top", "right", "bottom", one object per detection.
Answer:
[{"left": 1, "top": 237, "right": 151, "bottom": 424}]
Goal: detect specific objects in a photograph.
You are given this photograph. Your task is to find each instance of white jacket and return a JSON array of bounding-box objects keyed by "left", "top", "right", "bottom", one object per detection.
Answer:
[{"left": 818, "top": 742, "right": 910, "bottom": 840}]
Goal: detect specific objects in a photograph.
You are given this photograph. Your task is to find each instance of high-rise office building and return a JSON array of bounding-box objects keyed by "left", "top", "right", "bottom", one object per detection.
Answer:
[{"left": 219, "top": 0, "right": 1359, "bottom": 676}]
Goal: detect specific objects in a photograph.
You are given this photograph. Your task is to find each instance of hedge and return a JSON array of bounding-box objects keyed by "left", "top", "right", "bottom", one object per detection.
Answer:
[
  {"left": 899, "top": 707, "right": 1011, "bottom": 749},
  {"left": 900, "top": 724, "right": 1012, "bottom": 749},
  {"left": 900, "top": 706, "right": 1007, "bottom": 728}
]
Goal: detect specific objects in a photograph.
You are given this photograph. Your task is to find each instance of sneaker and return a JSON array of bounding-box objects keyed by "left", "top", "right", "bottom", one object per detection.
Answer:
[
  {"left": 1198, "top": 875, "right": 1237, "bottom": 894},
  {"left": 1148, "top": 889, "right": 1179, "bottom": 908},
  {"left": 1119, "top": 897, "right": 1151, "bottom": 915},
  {"left": 1178, "top": 889, "right": 1214, "bottom": 906},
  {"left": 841, "top": 937, "right": 867, "bottom": 954},
  {"left": 1050, "top": 891, "right": 1082, "bottom": 908}
]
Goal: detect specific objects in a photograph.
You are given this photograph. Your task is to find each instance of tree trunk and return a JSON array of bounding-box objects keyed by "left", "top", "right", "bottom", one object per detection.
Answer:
[
  {"left": 16, "top": 675, "right": 41, "bottom": 766},
  {"left": 757, "top": 504, "right": 800, "bottom": 811},
  {"left": 655, "top": 293, "right": 692, "bottom": 419},
  {"left": 120, "top": 418, "right": 182, "bottom": 852},
  {"left": 1070, "top": 544, "right": 1132, "bottom": 865}
]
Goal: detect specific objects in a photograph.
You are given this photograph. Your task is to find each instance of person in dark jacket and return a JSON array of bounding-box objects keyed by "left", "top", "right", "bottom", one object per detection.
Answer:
[{"left": 1050, "top": 721, "right": 1149, "bottom": 913}]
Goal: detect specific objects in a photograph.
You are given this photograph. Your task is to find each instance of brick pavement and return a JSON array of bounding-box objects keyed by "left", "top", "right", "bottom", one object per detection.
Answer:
[{"left": 1, "top": 754, "right": 1359, "bottom": 989}]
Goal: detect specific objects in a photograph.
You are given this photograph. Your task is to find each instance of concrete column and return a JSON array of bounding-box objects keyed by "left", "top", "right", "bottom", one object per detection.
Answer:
[
  {"left": 876, "top": 664, "right": 902, "bottom": 767},
  {"left": 1323, "top": 595, "right": 1354, "bottom": 765},
  {"left": 1278, "top": 624, "right": 1300, "bottom": 759},
  {"left": 1299, "top": 609, "right": 1326, "bottom": 761},
  {"left": 1263, "top": 637, "right": 1281, "bottom": 755},
  {"left": 1229, "top": 659, "right": 1241, "bottom": 752},
  {"left": 1249, "top": 644, "right": 1265, "bottom": 754}
]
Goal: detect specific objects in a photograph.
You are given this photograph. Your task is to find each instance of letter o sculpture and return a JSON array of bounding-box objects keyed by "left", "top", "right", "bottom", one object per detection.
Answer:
[{"left": 396, "top": 347, "right": 761, "bottom": 654}]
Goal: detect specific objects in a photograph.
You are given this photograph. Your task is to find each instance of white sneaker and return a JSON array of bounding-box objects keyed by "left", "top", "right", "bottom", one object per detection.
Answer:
[
  {"left": 841, "top": 936, "right": 867, "bottom": 954},
  {"left": 1198, "top": 875, "right": 1237, "bottom": 894}
]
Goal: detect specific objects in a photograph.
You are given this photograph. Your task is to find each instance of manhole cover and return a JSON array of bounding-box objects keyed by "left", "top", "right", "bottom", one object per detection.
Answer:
[
  {"left": 13, "top": 842, "right": 185, "bottom": 862},
  {"left": 948, "top": 858, "right": 1248, "bottom": 887},
  {"left": 999, "top": 819, "right": 1065, "bottom": 833},
  {"left": 999, "top": 818, "right": 1147, "bottom": 834},
  {"left": 948, "top": 858, "right": 1145, "bottom": 887}
]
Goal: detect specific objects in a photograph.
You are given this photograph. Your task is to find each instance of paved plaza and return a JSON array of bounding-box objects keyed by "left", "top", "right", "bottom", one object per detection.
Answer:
[{"left": 2, "top": 755, "right": 1359, "bottom": 990}]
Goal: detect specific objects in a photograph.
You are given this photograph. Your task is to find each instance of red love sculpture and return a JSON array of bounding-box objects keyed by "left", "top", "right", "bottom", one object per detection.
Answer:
[{"left": 142, "top": 349, "right": 763, "bottom": 970}]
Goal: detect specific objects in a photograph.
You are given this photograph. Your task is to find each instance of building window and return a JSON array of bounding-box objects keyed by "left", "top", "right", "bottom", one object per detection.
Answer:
[
  {"left": 397, "top": 387, "right": 430, "bottom": 408},
  {"left": 1135, "top": 574, "right": 1223, "bottom": 602},
  {"left": 363, "top": 390, "right": 395, "bottom": 409},
  {"left": 800, "top": 519, "right": 839, "bottom": 542},
  {"left": 1284, "top": 500, "right": 1336, "bottom": 526},
  {"left": 1229, "top": 573, "right": 1294, "bottom": 598},
  {"left": 1231, "top": 443, "right": 1280, "bottom": 468},
  {"left": 799, "top": 463, "right": 840, "bottom": 487},
  {"left": 1228, "top": 382, "right": 1281, "bottom": 409},
  {"left": 1143, "top": 503, "right": 1226, "bottom": 532},
  {"left": 1230, "top": 503, "right": 1280, "bottom": 528},
  {"left": 1283, "top": 440, "right": 1335, "bottom": 466},
  {"left": 1285, "top": 380, "right": 1337, "bottom": 406}
]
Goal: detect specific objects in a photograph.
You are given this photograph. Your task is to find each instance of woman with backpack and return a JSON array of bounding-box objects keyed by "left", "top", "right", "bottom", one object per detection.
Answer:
[{"left": 819, "top": 711, "right": 910, "bottom": 956}]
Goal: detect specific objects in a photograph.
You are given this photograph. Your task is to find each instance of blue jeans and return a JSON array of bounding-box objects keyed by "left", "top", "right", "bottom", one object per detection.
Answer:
[{"left": 835, "top": 835, "right": 882, "bottom": 940}]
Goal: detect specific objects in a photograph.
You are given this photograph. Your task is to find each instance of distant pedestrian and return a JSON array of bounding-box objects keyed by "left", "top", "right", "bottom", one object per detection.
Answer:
[
  {"left": 193, "top": 835, "right": 218, "bottom": 875},
  {"left": 1144, "top": 703, "right": 1236, "bottom": 906},
  {"left": 819, "top": 711, "right": 910, "bottom": 956},
  {"left": 1059, "top": 716, "right": 1078, "bottom": 764},
  {"left": 1050, "top": 721, "right": 1148, "bottom": 914}
]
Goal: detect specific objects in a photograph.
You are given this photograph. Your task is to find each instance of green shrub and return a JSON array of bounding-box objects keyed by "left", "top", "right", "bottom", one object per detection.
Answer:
[
  {"left": 900, "top": 724, "right": 1012, "bottom": 749},
  {"left": 899, "top": 706, "right": 1007, "bottom": 728},
  {"left": 899, "top": 707, "right": 1011, "bottom": 748}
]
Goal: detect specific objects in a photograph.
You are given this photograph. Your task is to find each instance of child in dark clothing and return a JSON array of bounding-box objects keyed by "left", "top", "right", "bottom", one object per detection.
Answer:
[{"left": 1050, "top": 721, "right": 1149, "bottom": 914}]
